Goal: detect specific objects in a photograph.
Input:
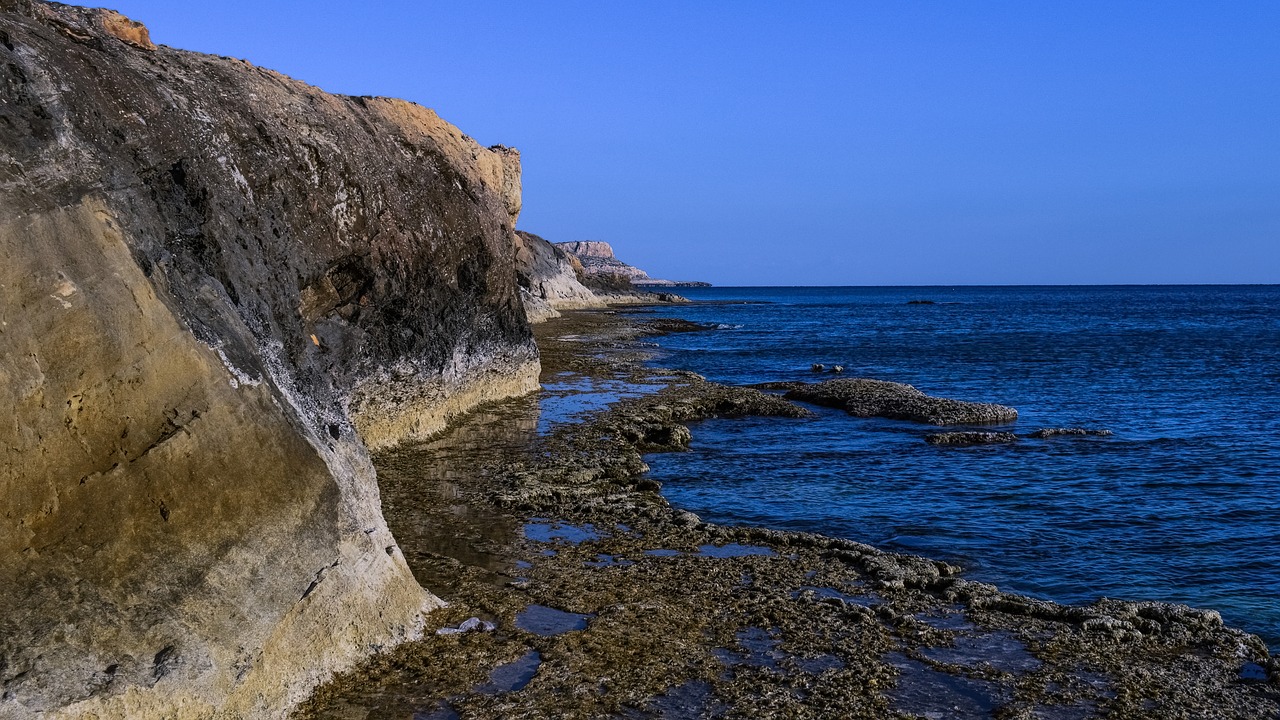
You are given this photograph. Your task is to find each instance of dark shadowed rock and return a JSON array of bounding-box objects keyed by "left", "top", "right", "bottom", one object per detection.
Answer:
[
  {"left": 783, "top": 378, "right": 1018, "bottom": 425},
  {"left": 636, "top": 318, "right": 719, "bottom": 335}
]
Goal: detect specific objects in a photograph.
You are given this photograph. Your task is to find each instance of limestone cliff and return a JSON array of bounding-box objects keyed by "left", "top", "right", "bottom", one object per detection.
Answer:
[
  {"left": 0, "top": 2, "right": 537, "bottom": 718},
  {"left": 553, "top": 240, "right": 709, "bottom": 288},
  {"left": 513, "top": 231, "right": 605, "bottom": 323}
]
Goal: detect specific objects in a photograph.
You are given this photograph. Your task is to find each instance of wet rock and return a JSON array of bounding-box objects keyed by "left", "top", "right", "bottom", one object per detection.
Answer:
[
  {"left": 435, "top": 617, "right": 497, "bottom": 635},
  {"left": 636, "top": 318, "right": 719, "bottom": 335},
  {"left": 632, "top": 478, "right": 663, "bottom": 493},
  {"left": 637, "top": 423, "right": 692, "bottom": 451},
  {"left": 784, "top": 378, "right": 1018, "bottom": 425},
  {"left": 926, "top": 431, "right": 1019, "bottom": 445},
  {"left": 1026, "top": 428, "right": 1113, "bottom": 439}
]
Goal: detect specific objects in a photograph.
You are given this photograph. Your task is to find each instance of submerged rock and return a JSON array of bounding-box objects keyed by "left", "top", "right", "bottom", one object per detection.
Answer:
[
  {"left": 636, "top": 318, "right": 719, "bottom": 335},
  {"left": 783, "top": 378, "right": 1018, "bottom": 425}
]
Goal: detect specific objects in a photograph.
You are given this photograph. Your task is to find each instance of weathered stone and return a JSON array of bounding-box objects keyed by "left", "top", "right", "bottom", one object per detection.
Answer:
[{"left": 0, "top": 2, "right": 537, "bottom": 717}]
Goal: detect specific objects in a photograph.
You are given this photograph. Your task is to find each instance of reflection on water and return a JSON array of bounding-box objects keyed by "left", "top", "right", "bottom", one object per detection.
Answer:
[
  {"left": 476, "top": 650, "right": 542, "bottom": 694},
  {"left": 375, "top": 371, "right": 655, "bottom": 599},
  {"left": 375, "top": 393, "right": 541, "bottom": 598},
  {"left": 523, "top": 520, "right": 603, "bottom": 544},
  {"left": 537, "top": 375, "right": 656, "bottom": 434},
  {"left": 514, "top": 605, "right": 593, "bottom": 636},
  {"left": 885, "top": 651, "right": 1005, "bottom": 718}
]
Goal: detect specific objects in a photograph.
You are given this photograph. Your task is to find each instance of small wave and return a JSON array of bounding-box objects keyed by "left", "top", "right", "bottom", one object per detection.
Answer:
[{"left": 715, "top": 323, "right": 744, "bottom": 330}]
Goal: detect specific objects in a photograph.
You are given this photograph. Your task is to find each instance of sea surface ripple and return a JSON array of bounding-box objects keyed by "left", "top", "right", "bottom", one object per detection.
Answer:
[{"left": 638, "top": 285, "right": 1280, "bottom": 647}]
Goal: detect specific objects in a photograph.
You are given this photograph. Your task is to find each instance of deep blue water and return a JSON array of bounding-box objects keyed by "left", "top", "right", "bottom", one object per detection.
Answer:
[{"left": 637, "top": 286, "right": 1280, "bottom": 647}]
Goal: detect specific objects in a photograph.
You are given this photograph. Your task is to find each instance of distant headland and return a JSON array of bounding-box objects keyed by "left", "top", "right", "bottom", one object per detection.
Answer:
[{"left": 553, "top": 240, "right": 711, "bottom": 288}]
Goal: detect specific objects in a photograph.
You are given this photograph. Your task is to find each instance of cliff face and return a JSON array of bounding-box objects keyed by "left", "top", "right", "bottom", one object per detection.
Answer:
[
  {"left": 0, "top": 3, "right": 537, "bottom": 718},
  {"left": 513, "top": 231, "right": 604, "bottom": 323},
  {"left": 554, "top": 240, "right": 653, "bottom": 283},
  {"left": 553, "top": 240, "right": 708, "bottom": 288}
]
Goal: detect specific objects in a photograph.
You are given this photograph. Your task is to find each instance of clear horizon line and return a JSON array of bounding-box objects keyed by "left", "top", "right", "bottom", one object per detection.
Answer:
[{"left": 680, "top": 282, "right": 1280, "bottom": 288}]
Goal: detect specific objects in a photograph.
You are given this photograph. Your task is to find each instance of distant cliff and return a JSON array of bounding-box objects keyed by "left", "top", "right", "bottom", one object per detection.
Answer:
[
  {"left": 513, "top": 234, "right": 690, "bottom": 321},
  {"left": 0, "top": 2, "right": 536, "bottom": 718},
  {"left": 513, "top": 231, "right": 605, "bottom": 323},
  {"left": 553, "top": 241, "right": 709, "bottom": 288}
]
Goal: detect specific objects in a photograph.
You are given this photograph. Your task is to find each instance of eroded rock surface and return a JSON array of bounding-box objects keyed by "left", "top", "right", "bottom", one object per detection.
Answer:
[{"left": 1, "top": 3, "right": 536, "bottom": 717}]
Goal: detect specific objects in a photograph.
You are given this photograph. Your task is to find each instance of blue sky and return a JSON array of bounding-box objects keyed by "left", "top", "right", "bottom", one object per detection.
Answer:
[{"left": 107, "top": 1, "right": 1279, "bottom": 285}]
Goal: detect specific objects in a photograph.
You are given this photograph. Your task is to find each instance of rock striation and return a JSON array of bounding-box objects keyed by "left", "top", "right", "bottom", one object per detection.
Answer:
[
  {"left": 777, "top": 378, "right": 1018, "bottom": 425},
  {"left": 553, "top": 240, "right": 708, "bottom": 288},
  {"left": 0, "top": 3, "right": 537, "bottom": 718}
]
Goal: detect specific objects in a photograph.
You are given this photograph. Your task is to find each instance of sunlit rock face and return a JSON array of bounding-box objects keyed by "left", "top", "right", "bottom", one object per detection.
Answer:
[
  {"left": 514, "top": 231, "right": 606, "bottom": 323},
  {"left": 0, "top": 2, "right": 537, "bottom": 717},
  {"left": 554, "top": 240, "right": 654, "bottom": 283}
]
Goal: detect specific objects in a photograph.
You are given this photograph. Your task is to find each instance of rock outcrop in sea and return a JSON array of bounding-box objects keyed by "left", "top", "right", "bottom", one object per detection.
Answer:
[
  {"left": 925, "top": 431, "right": 1019, "bottom": 445},
  {"left": 773, "top": 378, "right": 1019, "bottom": 425},
  {"left": 0, "top": 2, "right": 537, "bottom": 717}
]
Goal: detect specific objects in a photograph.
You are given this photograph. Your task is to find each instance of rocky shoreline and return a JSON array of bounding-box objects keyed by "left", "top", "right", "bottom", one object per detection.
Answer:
[{"left": 296, "top": 308, "right": 1279, "bottom": 719}]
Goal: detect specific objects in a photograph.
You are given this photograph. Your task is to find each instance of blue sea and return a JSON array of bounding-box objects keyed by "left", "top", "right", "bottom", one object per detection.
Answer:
[{"left": 636, "top": 286, "right": 1280, "bottom": 647}]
